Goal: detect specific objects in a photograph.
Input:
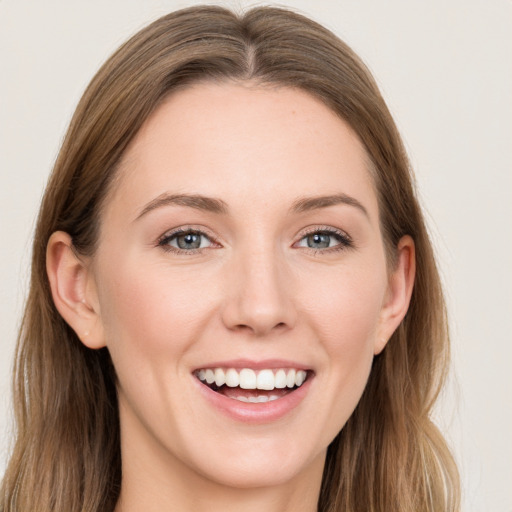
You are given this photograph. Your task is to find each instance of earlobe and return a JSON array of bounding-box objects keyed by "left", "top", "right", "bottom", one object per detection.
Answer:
[
  {"left": 46, "top": 231, "right": 105, "bottom": 349},
  {"left": 375, "top": 235, "right": 416, "bottom": 354}
]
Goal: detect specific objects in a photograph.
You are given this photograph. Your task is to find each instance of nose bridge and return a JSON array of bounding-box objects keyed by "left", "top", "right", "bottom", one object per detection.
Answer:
[{"left": 222, "top": 238, "right": 296, "bottom": 336}]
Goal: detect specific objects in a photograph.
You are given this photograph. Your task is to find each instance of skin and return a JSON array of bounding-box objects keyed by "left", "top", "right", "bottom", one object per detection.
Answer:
[{"left": 47, "top": 83, "right": 415, "bottom": 512}]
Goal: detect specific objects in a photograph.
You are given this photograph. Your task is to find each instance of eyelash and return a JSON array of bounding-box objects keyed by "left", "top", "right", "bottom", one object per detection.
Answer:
[
  {"left": 157, "top": 226, "right": 353, "bottom": 255},
  {"left": 296, "top": 226, "right": 354, "bottom": 254},
  {"left": 157, "top": 227, "right": 220, "bottom": 254}
]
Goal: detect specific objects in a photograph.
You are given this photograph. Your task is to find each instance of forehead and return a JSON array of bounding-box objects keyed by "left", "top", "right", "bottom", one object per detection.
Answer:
[{"left": 108, "top": 82, "right": 378, "bottom": 221}]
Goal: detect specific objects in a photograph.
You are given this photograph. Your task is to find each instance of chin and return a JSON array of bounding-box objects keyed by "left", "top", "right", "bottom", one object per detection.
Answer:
[
  {"left": 167, "top": 424, "right": 329, "bottom": 491},
  {"left": 191, "top": 447, "right": 325, "bottom": 490}
]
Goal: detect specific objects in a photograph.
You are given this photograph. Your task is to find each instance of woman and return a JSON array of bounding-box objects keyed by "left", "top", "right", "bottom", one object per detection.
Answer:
[{"left": 0, "top": 5, "right": 459, "bottom": 512}]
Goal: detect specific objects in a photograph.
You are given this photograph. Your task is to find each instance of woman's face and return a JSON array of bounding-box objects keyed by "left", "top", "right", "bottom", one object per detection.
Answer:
[{"left": 86, "top": 83, "right": 409, "bottom": 490}]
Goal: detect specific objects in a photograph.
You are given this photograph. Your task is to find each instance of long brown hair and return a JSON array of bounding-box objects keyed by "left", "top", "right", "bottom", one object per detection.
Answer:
[{"left": 1, "top": 6, "right": 459, "bottom": 511}]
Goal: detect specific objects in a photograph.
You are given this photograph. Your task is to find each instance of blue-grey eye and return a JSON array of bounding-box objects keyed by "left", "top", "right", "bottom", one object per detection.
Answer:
[
  {"left": 167, "top": 231, "right": 212, "bottom": 250},
  {"left": 297, "top": 231, "right": 346, "bottom": 249},
  {"left": 308, "top": 233, "right": 331, "bottom": 249}
]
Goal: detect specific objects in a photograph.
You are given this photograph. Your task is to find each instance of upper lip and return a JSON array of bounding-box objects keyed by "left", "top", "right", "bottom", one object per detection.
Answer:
[{"left": 192, "top": 358, "right": 312, "bottom": 372}]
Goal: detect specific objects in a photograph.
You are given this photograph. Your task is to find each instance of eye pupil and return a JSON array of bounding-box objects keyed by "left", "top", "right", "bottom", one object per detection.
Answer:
[
  {"left": 308, "top": 233, "right": 331, "bottom": 249},
  {"left": 177, "top": 232, "right": 202, "bottom": 249}
]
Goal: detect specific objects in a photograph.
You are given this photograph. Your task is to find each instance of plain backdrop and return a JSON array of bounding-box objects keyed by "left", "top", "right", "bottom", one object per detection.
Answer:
[{"left": 1, "top": 1, "right": 511, "bottom": 510}]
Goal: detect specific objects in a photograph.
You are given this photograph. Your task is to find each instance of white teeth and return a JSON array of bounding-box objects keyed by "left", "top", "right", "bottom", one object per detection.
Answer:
[
  {"left": 274, "top": 369, "right": 287, "bottom": 388},
  {"left": 239, "top": 369, "right": 257, "bottom": 389},
  {"left": 295, "top": 370, "right": 307, "bottom": 386},
  {"left": 225, "top": 368, "right": 239, "bottom": 387},
  {"left": 256, "top": 369, "right": 275, "bottom": 390},
  {"left": 214, "top": 368, "right": 226, "bottom": 387},
  {"left": 205, "top": 369, "right": 215, "bottom": 384},
  {"left": 232, "top": 395, "right": 279, "bottom": 403},
  {"left": 196, "top": 367, "right": 309, "bottom": 391},
  {"left": 286, "top": 369, "right": 296, "bottom": 388}
]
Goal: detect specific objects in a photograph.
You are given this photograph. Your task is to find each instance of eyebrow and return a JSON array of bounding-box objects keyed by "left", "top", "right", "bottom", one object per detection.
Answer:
[
  {"left": 135, "top": 193, "right": 228, "bottom": 220},
  {"left": 135, "top": 192, "right": 368, "bottom": 220},
  {"left": 290, "top": 193, "right": 369, "bottom": 217}
]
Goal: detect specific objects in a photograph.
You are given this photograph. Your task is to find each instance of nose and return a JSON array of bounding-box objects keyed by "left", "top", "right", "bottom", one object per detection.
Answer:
[{"left": 221, "top": 246, "right": 297, "bottom": 337}]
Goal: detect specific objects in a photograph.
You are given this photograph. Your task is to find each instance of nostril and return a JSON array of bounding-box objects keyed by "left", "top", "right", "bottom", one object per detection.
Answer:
[
  {"left": 232, "top": 323, "right": 255, "bottom": 333},
  {"left": 232, "top": 320, "right": 289, "bottom": 336}
]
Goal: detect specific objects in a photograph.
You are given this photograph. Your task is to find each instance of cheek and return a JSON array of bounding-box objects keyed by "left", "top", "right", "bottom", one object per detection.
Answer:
[
  {"left": 95, "top": 258, "right": 218, "bottom": 371},
  {"left": 306, "top": 262, "right": 386, "bottom": 345},
  {"left": 94, "top": 259, "right": 224, "bottom": 442},
  {"left": 302, "top": 264, "right": 386, "bottom": 421}
]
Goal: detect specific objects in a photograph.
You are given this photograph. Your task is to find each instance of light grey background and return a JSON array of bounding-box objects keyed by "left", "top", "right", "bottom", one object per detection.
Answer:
[{"left": 1, "top": 1, "right": 511, "bottom": 511}]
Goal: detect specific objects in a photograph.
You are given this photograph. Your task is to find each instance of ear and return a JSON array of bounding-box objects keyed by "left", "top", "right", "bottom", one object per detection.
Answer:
[
  {"left": 374, "top": 235, "right": 416, "bottom": 354},
  {"left": 46, "top": 231, "right": 105, "bottom": 349}
]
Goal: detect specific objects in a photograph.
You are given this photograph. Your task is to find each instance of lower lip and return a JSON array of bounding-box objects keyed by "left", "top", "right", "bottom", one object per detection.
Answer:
[{"left": 194, "top": 375, "right": 313, "bottom": 424}]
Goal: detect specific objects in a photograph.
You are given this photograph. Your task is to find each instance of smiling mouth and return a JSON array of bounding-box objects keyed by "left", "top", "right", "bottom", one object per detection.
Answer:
[{"left": 194, "top": 367, "right": 310, "bottom": 403}]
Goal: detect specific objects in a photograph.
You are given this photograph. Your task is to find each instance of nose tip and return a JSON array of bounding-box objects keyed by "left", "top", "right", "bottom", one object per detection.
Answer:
[{"left": 221, "top": 253, "right": 296, "bottom": 337}]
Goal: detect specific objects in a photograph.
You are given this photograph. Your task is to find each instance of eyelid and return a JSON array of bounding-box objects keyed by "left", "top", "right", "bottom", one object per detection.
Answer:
[
  {"left": 298, "top": 225, "right": 351, "bottom": 238},
  {"left": 156, "top": 224, "right": 353, "bottom": 255},
  {"left": 293, "top": 225, "right": 354, "bottom": 251},
  {"left": 157, "top": 225, "right": 222, "bottom": 253}
]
